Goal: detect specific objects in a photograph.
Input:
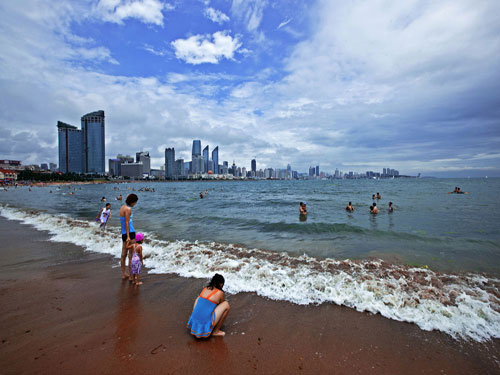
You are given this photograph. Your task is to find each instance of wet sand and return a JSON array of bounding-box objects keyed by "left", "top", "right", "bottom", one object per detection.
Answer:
[{"left": 0, "top": 216, "right": 499, "bottom": 374}]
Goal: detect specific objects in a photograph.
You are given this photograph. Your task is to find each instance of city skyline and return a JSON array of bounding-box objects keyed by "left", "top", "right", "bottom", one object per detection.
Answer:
[{"left": 1, "top": 1, "right": 500, "bottom": 177}]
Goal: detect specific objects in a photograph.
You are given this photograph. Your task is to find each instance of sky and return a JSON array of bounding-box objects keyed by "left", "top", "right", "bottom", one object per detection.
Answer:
[{"left": 0, "top": 0, "right": 499, "bottom": 177}]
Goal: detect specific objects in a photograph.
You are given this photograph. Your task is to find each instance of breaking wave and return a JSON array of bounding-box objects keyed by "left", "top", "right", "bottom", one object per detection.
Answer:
[{"left": 1, "top": 205, "right": 499, "bottom": 342}]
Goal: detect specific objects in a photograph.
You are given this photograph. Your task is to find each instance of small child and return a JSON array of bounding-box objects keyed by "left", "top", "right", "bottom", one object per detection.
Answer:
[{"left": 127, "top": 233, "right": 144, "bottom": 285}]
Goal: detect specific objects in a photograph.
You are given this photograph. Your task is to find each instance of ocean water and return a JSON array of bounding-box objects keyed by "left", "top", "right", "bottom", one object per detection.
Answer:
[{"left": 1, "top": 178, "right": 500, "bottom": 341}]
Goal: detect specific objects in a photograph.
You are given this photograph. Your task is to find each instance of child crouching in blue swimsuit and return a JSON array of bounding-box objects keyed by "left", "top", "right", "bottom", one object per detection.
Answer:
[
  {"left": 126, "top": 232, "right": 144, "bottom": 285},
  {"left": 187, "top": 274, "right": 230, "bottom": 338}
]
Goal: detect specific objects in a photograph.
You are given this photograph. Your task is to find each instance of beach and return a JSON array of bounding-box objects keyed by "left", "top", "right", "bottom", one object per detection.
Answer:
[{"left": 1, "top": 216, "right": 499, "bottom": 374}]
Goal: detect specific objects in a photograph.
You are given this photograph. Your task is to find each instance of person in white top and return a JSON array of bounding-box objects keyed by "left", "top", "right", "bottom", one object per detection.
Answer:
[{"left": 96, "top": 203, "right": 112, "bottom": 229}]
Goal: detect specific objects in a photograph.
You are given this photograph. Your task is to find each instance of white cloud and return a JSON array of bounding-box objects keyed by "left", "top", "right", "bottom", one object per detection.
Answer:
[
  {"left": 231, "top": 0, "right": 267, "bottom": 32},
  {"left": 95, "top": 0, "right": 174, "bottom": 26},
  {"left": 143, "top": 44, "right": 169, "bottom": 56},
  {"left": 277, "top": 18, "right": 291, "bottom": 30},
  {"left": 171, "top": 31, "right": 242, "bottom": 65},
  {"left": 204, "top": 7, "right": 230, "bottom": 24}
]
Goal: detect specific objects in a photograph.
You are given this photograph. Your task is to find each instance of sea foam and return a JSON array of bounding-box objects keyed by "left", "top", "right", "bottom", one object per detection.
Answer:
[{"left": 1, "top": 205, "right": 499, "bottom": 342}]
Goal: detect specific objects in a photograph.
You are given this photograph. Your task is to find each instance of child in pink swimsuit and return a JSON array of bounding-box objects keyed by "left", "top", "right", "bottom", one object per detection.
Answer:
[{"left": 126, "top": 233, "right": 144, "bottom": 285}]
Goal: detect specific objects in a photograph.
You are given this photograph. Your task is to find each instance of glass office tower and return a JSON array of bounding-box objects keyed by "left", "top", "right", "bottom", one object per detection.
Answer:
[
  {"left": 211, "top": 146, "right": 219, "bottom": 174},
  {"left": 203, "top": 145, "right": 209, "bottom": 173},
  {"left": 81, "top": 110, "right": 105, "bottom": 174},
  {"left": 57, "top": 121, "right": 83, "bottom": 173},
  {"left": 192, "top": 140, "right": 201, "bottom": 158},
  {"left": 165, "top": 148, "right": 176, "bottom": 177}
]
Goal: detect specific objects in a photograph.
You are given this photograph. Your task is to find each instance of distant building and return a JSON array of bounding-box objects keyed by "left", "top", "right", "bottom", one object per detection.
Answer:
[
  {"left": 57, "top": 121, "right": 83, "bottom": 173},
  {"left": 185, "top": 161, "right": 191, "bottom": 175},
  {"left": 0, "top": 160, "right": 22, "bottom": 169},
  {"left": 203, "top": 145, "right": 209, "bottom": 173},
  {"left": 165, "top": 148, "right": 175, "bottom": 178},
  {"left": 251, "top": 159, "right": 256, "bottom": 173},
  {"left": 0, "top": 169, "right": 19, "bottom": 181},
  {"left": 192, "top": 140, "right": 201, "bottom": 158},
  {"left": 309, "top": 166, "right": 315, "bottom": 177},
  {"left": 49, "top": 162, "right": 57, "bottom": 171},
  {"left": 315, "top": 165, "right": 319, "bottom": 177},
  {"left": 192, "top": 155, "right": 204, "bottom": 174},
  {"left": 108, "top": 159, "right": 121, "bottom": 176},
  {"left": 212, "top": 147, "right": 219, "bottom": 174},
  {"left": 40, "top": 163, "right": 48, "bottom": 170},
  {"left": 121, "top": 162, "right": 143, "bottom": 178},
  {"left": 117, "top": 154, "right": 134, "bottom": 163},
  {"left": 136, "top": 151, "right": 150, "bottom": 176},
  {"left": 150, "top": 169, "right": 165, "bottom": 179},
  {"left": 175, "top": 159, "right": 185, "bottom": 177},
  {"left": 81, "top": 110, "right": 105, "bottom": 174}
]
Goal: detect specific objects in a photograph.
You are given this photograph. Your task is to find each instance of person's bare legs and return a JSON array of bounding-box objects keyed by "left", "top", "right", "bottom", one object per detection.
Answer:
[
  {"left": 135, "top": 274, "right": 142, "bottom": 285},
  {"left": 212, "top": 301, "right": 230, "bottom": 336},
  {"left": 120, "top": 242, "right": 128, "bottom": 280},
  {"left": 128, "top": 253, "right": 133, "bottom": 281}
]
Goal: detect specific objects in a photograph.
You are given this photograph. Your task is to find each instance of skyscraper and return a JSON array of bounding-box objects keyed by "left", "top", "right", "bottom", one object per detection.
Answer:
[
  {"left": 212, "top": 147, "right": 219, "bottom": 174},
  {"left": 57, "top": 121, "right": 83, "bottom": 173},
  {"left": 251, "top": 159, "right": 256, "bottom": 173},
  {"left": 315, "top": 165, "right": 320, "bottom": 177},
  {"left": 136, "top": 151, "right": 151, "bottom": 175},
  {"left": 192, "top": 140, "right": 201, "bottom": 158},
  {"left": 165, "top": 148, "right": 175, "bottom": 177},
  {"left": 81, "top": 110, "right": 105, "bottom": 174},
  {"left": 203, "top": 145, "right": 209, "bottom": 173}
]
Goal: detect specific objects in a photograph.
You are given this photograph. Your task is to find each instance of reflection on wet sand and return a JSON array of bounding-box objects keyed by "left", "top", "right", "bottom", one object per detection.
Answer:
[{"left": 114, "top": 282, "right": 142, "bottom": 363}]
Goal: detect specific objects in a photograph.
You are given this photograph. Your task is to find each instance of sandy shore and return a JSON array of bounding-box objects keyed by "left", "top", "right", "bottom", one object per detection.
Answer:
[{"left": 0, "top": 216, "right": 499, "bottom": 374}]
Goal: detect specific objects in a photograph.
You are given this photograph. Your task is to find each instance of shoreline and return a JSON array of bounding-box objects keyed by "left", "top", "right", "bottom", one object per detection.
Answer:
[{"left": 1, "top": 216, "right": 499, "bottom": 374}]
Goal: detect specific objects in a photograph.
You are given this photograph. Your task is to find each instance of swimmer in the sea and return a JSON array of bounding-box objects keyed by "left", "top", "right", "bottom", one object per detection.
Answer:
[
  {"left": 117, "top": 194, "right": 122, "bottom": 201},
  {"left": 200, "top": 192, "right": 204, "bottom": 199},
  {"left": 101, "top": 196, "right": 106, "bottom": 202},
  {"left": 376, "top": 192, "right": 381, "bottom": 199},
  {"left": 345, "top": 202, "right": 354, "bottom": 212},
  {"left": 388, "top": 201, "right": 394, "bottom": 212},
  {"left": 299, "top": 202, "right": 307, "bottom": 215},
  {"left": 370, "top": 203, "right": 378, "bottom": 214},
  {"left": 372, "top": 194, "right": 376, "bottom": 200}
]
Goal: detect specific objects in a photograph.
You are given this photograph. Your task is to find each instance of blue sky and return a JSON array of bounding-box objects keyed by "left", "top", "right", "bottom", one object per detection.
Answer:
[{"left": 1, "top": 0, "right": 499, "bottom": 177}]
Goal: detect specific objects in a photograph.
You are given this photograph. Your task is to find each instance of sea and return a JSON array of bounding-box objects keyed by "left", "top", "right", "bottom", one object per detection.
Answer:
[{"left": 1, "top": 178, "right": 499, "bottom": 342}]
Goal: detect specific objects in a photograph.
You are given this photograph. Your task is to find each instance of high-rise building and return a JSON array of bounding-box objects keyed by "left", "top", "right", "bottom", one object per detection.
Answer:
[
  {"left": 203, "top": 145, "right": 209, "bottom": 173},
  {"left": 309, "top": 166, "right": 315, "bottom": 177},
  {"left": 315, "top": 165, "right": 320, "bottom": 177},
  {"left": 164, "top": 148, "right": 175, "bottom": 178},
  {"left": 192, "top": 155, "right": 204, "bottom": 174},
  {"left": 57, "top": 121, "right": 83, "bottom": 173},
  {"left": 175, "top": 159, "right": 185, "bottom": 177},
  {"left": 81, "top": 110, "right": 105, "bottom": 174},
  {"left": 49, "top": 163, "right": 57, "bottom": 171},
  {"left": 212, "top": 147, "right": 219, "bottom": 174},
  {"left": 108, "top": 159, "right": 121, "bottom": 176},
  {"left": 251, "top": 159, "right": 256, "bottom": 173},
  {"left": 192, "top": 140, "right": 201, "bottom": 158},
  {"left": 40, "top": 163, "right": 48, "bottom": 170},
  {"left": 136, "top": 151, "right": 150, "bottom": 175}
]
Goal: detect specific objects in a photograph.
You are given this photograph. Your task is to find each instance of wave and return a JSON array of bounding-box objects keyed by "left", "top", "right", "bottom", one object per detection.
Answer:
[{"left": 1, "top": 205, "right": 499, "bottom": 342}]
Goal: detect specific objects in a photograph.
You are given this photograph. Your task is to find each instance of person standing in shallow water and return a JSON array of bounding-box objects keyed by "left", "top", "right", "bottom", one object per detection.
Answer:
[
  {"left": 187, "top": 273, "right": 230, "bottom": 338},
  {"left": 120, "top": 194, "right": 138, "bottom": 280}
]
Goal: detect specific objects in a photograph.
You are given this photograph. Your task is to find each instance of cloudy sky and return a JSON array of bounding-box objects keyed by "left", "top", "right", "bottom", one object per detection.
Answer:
[{"left": 1, "top": 0, "right": 499, "bottom": 177}]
